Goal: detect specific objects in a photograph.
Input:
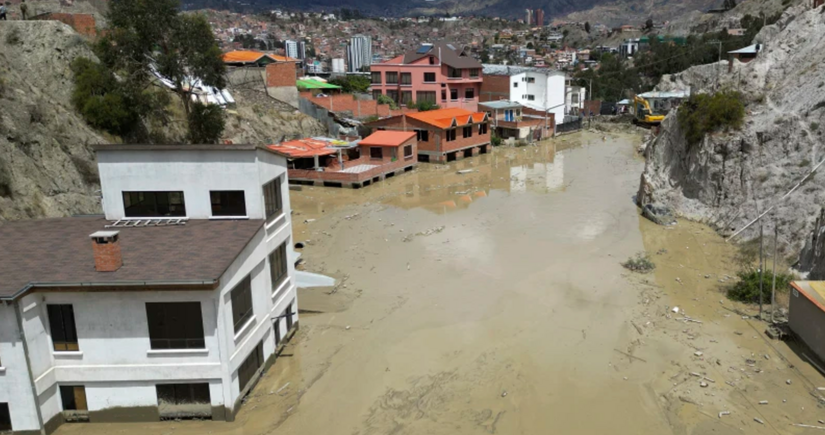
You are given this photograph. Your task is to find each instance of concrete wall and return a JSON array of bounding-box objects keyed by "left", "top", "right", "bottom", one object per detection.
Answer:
[
  {"left": 0, "top": 303, "right": 41, "bottom": 434},
  {"left": 97, "top": 149, "right": 263, "bottom": 220},
  {"left": 789, "top": 289, "right": 825, "bottom": 363}
]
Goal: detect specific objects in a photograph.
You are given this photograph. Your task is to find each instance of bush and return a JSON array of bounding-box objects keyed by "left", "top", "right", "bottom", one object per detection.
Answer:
[
  {"left": 71, "top": 57, "right": 141, "bottom": 136},
  {"left": 726, "top": 270, "right": 795, "bottom": 303},
  {"left": 328, "top": 75, "right": 371, "bottom": 93},
  {"left": 622, "top": 253, "right": 656, "bottom": 273},
  {"left": 678, "top": 90, "right": 745, "bottom": 146},
  {"left": 377, "top": 94, "right": 399, "bottom": 110},
  {"left": 811, "top": 122, "right": 820, "bottom": 132},
  {"left": 187, "top": 102, "right": 225, "bottom": 144},
  {"left": 491, "top": 134, "right": 502, "bottom": 147},
  {"left": 415, "top": 100, "right": 440, "bottom": 112}
]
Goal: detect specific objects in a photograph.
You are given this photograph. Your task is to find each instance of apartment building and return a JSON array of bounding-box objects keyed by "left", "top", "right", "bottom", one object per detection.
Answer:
[
  {"left": 366, "top": 108, "right": 490, "bottom": 163},
  {"left": 480, "top": 65, "right": 567, "bottom": 125},
  {"left": 0, "top": 144, "right": 297, "bottom": 434},
  {"left": 370, "top": 43, "right": 483, "bottom": 112},
  {"left": 347, "top": 35, "right": 372, "bottom": 72}
]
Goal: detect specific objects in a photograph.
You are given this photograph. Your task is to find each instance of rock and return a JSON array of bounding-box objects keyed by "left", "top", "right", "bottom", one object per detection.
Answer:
[
  {"left": 700, "top": 381, "right": 709, "bottom": 388},
  {"left": 641, "top": 203, "right": 677, "bottom": 226},
  {"left": 786, "top": 379, "right": 792, "bottom": 385}
]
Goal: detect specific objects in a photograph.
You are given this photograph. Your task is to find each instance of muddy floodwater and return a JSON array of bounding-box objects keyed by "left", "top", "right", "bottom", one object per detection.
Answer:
[{"left": 58, "top": 132, "right": 825, "bottom": 435}]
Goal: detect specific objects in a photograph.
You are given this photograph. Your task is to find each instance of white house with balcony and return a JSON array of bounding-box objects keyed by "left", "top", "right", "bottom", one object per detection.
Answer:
[
  {"left": 0, "top": 144, "right": 298, "bottom": 434},
  {"left": 481, "top": 65, "right": 567, "bottom": 125}
]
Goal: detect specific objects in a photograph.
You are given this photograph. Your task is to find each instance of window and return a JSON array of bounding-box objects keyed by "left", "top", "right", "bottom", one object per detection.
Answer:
[
  {"left": 157, "top": 384, "right": 210, "bottom": 407},
  {"left": 401, "top": 91, "right": 413, "bottom": 106},
  {"left": 445, "top": 129, "right": 457, "bottom": 142},
  {"left": 210, "top": 191, "right": 246, "bottom": 217},
  {"left": 370, "top": 71, "right": 381, "bottom": 84},
  {"left": 123, "top": 192, "right": 186, "bottom": 218},
  {"left": 479, "top": 123, "right": 489, "bottom": 135},
  {"left": 60, "top": 386, "right": 88, "bottom": 411},
  {"left": 428, "top": 56, "right": 435, "bottom": 65},
  {"left": 423, "top": 72, "right": 436, "bottom": 83},
  {"left": 404, "top": 145, "right": 413, "bottom": 159},
  {"left": 386, "top": 72, "right": 398, "bottom": 84},
  {"left": 463, "top": 126, "right": 473, "bottom": 138},
  {"left": 372, "top": 90, "right": 383, "bottom": 100},
  {"left": 231, "top": 276, "right": 253, "bottom": 333},
  {"left": 513, "top": 82, "right": 519, "bottom": 88},
  {"left": 146, "top": 303, "right": 205, "bottom": 350},
  {"left": 572, "top": 93, "right": 580, "bottom": 104},
  {"left": 238, "top": 341, "right": 264, "bottom": 393},
  {"left": 469, "top": 68, "right": 480, "bottom": 78},
  {"left": 263, "top": 177, "right": 283, "bottom": 222},
  {"left": 465, "top": 87, "right": 474, "bottom": 99},
  {"left": 527, "top": 77, "right": 536, "bottom": 83},
  {"left": 450, "top": 88, "right": 458, "bottom": 101},
  {"left": 269, "top": 243, "right": 288, "bottom": 291},
  {"left": 0, "top": 403, "right": 9, "bottom": 432},
  {"left": 370, "top": 147, "right": 383, "bottom": 159},
  {"left": 400, "top": 72, "right": 412, "bottom": 85},
  {"left": 386, "top": 89, "right": 399, "bottom": 104},
  {"left": 48, "top": 305, "right": 78, "bottom": 352},
  {"left": 447, "top": 67, "right": 461, "bottom": 78},
  {"left": 416, "top": 91, "right": 436, "bottom": 104},
  {"left": 441, "top": 90, "right": 447, "bottom": 102},
  {"left": 415, "top": 129, "right": 429, "bottom": 142},
  {"left": 527, "top": 95, "right": 535, "bottom": 101}
]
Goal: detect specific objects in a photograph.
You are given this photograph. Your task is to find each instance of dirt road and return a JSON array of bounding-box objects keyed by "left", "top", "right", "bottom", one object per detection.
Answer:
[{"left": 56, "top": 132, "right": 825, "bottom": 435}]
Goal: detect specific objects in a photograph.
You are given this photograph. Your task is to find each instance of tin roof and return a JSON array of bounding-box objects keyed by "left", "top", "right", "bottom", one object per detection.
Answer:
[
  {"left": 222, "top": 50, "right": 297, "bottom": 64},
  {"left": 296, "top": 79, "right": 342, "bottom": 90},
  {"left": 359, "top": 131, "right": 416, "bottom": 147},
  {"left": 791, "top": 281, "right": 825, "bottom": 312},
  {"left": 479, "top": 100, "right": 523, "bottom": 110},
  {"left": 406, "top": 108, "right": 487, "bottom": 129},
  {"left": 728, "top": 44, "right": 762, "bottom": 55}
]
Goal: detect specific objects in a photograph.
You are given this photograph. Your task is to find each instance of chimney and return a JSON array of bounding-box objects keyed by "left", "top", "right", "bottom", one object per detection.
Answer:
[{"left": 90, "top": 231, "right": 123, "bottom": 272}]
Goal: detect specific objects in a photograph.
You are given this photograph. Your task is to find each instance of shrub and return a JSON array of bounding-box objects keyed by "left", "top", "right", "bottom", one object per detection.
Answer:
[
  {"left": 6, "top": 28, "right": 21, "bottom": 45},
  {"left": 491, "top": 134, "right": 502, "bottom": 147},
  {"left": 678, "top": 90, "right": 745, "bottom": 146},
  {"left": 377, "top": 94, "right": 399, "bottom": 110},
  {"left": 71, "top": 57, "right": 141, "bottom": 136},
  {"left": 622, "top": 253, "right": 656, "bottom": 273},
  {"left": 187, "top": 102, "right": 225, "bottom": 144},
  {"left": 811, "top": 122, "right": 820, "bottom": 131},
  {"left": 328, "top": 75, "right": 371, "bottom": 93},
  {"left": 726, "top": 270, "right": 794, "bottom": 303},
  {"left": 415, "top": 100, "right": 440, "bottom": 112}
]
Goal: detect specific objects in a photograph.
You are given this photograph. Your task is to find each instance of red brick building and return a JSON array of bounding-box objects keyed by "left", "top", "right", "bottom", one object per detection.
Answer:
[
  {"left": 268, "top": 133, "right": 418, "bottom": 188},
  {"left": 32, "top": 13, "right": 97, "bottom": 37},
  {"left": 366, "top": 108, "right": 490, "bottom": 163}
]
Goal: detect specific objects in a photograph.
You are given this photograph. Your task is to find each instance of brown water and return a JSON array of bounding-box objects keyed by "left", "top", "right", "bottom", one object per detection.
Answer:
[{"left": 57, "top": 133, "right": 825, "bottom": 435}]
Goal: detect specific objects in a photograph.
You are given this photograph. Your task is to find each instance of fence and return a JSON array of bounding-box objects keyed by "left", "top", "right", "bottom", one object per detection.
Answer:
[{"left": 556, "top": 117, "right": 583, "bottom": 134}]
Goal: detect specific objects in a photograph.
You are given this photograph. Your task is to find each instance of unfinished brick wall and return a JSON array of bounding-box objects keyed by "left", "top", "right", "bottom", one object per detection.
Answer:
[
  {"left": 522, "top": 108, "right": 556, "bottom": 136},
  {"left": 582, "top": 100, "right": 602, "bottom": 117},
  {"left": 266, "top": 62, "right": 297, "bottom": 88},
  {"left": 300, "top": 92, "right": 416, "bottom": 119},
  {"left": 480, "top": 75, "right": 512, "bottom": 102},
  {"left": 33, "top": 13, "right": 97, "bottom": 37}
]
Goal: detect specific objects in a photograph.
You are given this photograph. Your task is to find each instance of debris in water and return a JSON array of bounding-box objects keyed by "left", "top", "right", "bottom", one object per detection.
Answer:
[
  {"left": 792, "top": 424, "right": 825, "bottom": 430},
  {"left": 304, "top": 219, "right": 316, "bottom": 223},
  {"left": 276, "top": 383, "right": 290, "bottom": 394},
  {"left": 754, "top": 417, "right": 765, "bottom": 424},
  {"left": 457, "top": 169, "right": 478, "bottom": 175},
  {"left": 407, "top": 263, "right": 411, "bottom": 270},
  {"left": 345, "top": 325, "right": 351, "bottom": 330},
  {"left": 700, "top": 381, "right": 709, "bottom": 388},
  {"left": 672, "top": 307, "right": 680, "bottom": 314},
  {"left": 694, "top": 351, "right": 704, "bottom": 357},
  {"left": 718, "top": 411, "right": 730, "bottom": 418},
  {"left": 786, "top": 379, "right": 792, "bottom": 385},
  {"left": 501, "top": 391, "right": 508, "bottom": 397},
  {"left": 759, "top": 400, "right": 768, "bottom": 405}
]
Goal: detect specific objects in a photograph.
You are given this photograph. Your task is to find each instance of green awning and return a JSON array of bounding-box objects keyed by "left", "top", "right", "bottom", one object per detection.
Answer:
[{"left": 296, "top": 79, "right": 342, "bottom": 90}]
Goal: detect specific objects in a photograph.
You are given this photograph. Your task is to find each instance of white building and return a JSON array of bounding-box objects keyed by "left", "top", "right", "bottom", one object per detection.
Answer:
[
  {"left": 331, "top": 58, "right": 346, "bottom": 73},
  {"left": 565, "top": 85, "right": 588, "bottom": 116},
  {"left": 285, "top": 39, "right": 306, "bottom": 60},
  {"left": 620, "top": 38, "right": 640, "bottom": 57},
  {"left": 0, "top": 144, "right": 299, "bottom": 433},
  {"left": 347, "top": 34, "right": 372, "bottom": 72},
  {"left": 482, "top": 65, "right": 567, "bottom": 124}
]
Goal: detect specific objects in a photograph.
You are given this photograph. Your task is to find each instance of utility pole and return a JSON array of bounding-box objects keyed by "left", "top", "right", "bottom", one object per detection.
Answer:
[
  {"left": 771, "top": 225, "right": 778, "bottom": 323},
  {"left": 759, "top": 222, "right": 764, "bottom": 320}
]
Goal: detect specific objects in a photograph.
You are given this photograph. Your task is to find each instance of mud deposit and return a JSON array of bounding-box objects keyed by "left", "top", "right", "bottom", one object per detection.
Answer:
[{"left": 57, "top": 133, "right": 825, "bottom": 435}]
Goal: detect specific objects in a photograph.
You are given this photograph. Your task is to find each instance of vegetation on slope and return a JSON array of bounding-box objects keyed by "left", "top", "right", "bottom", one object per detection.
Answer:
[{"left": 677, "top": 90, "right": 745, "bottom": 146}]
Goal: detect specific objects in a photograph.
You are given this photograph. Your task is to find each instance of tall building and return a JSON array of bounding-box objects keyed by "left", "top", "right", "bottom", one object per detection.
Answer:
[
  {"left": 347, "top": 34, "right": 372, "bottom": 72},
  {"left": 284, "top": 39, "right": 306, "bottom": 60},
  {"left": 535, "top": 9, "right": 545, "bottom": 26},
  {"left": 525, "top": 9, "right": 533, "bottom": 26}
]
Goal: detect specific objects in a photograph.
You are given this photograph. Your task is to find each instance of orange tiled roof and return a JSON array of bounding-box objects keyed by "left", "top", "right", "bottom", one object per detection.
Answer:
[
  {"left": 268, "top": 138, "right": 338, "bottom": 158},
  {"left": 222, "top": 50, "right": 297, "bottom": 64},
  {"left": 407, "top": 108, "right": 487, "bottom": 129},
  {"left": 359, "top": 131, "right": 416, "bottom": 147}
]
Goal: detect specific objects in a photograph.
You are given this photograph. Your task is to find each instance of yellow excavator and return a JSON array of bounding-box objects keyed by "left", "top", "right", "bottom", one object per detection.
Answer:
[{"left": 632, "top": 95, "right": 665, "bottom": 127}]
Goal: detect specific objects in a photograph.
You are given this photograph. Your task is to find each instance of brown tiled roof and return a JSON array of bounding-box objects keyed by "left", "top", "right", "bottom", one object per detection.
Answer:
[
  {"left": 0, "top": 217, "right": 264, "bottom": 300},
  {"left": 402, "top": 42, "right": 482, "bottom": 69}
]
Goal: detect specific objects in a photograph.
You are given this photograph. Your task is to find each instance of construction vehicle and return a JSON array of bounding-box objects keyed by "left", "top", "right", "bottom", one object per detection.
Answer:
[{"left": 632, "top": 95, "right": 665, "bottom": 127}]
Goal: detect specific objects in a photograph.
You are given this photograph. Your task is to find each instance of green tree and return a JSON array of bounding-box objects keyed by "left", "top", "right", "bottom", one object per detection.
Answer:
[
  {"left": 97, "top": 0, "right": 227, "bottom": 143},
  {"left": 188, "top": 102, "right": 225, "bottom": 144},
  {"left": 585, "top": 22, "right": 591, "bottom": 33},
  {"left": 645, "top": 18, "right": 654, "bottom": 30},
  {"left": 70, "top": 57, "right": 142, "bottom": 136},
  {"left": 328, "top": 75, "right": 370, "bottom": 93},
  {"left": 678, "top": 91, "right": 745, "bottom": 146}
]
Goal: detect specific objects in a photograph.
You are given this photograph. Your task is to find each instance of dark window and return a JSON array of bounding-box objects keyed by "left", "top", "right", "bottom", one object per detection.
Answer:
[
  {"left": 401, "top": 91, "right": 413, "bottom": 106},
  {"left": 469, "top": 68, "right": 480, "bottom": 78},
  {"left": 210, "top": 191, "right": 246, "bottom": 217},
  {"left": 269, "top": 243, "right": 288, "bottom": 291},
  {"left": 400, "top": 73, "right": 412, "bottom": 85},
  {"left": 465, "top": 87, "right": 475, "bottom": 99},
  {"left": 60, "top": 386, "right": 88, "bottom": 411},
  {"left": 441, "top": 90, "right": 447, "bottom": 102},
  {"left": 0, "top": 403, "right": 10, "bottom": 432},
  {"left": 370, "top": 147, "right": 383, "bottom": 159},
  {"left": 404, "top": 145, "right": 413, "bottom": 158},
  {"left": 370, "top": 71, "right": 381, "bottom": 84},
  {"left": 231, "top": 277, "right": 254, "bottom": 333},
  {"left": 286, "top": 303, "right": 295, "bottom": 331},
  {"left": 527, "top": 77, "right": 536, "bottom": 83},
  {"left": 416, "top": 91, "right": 436, "bottom": 104},
  {"left": 156, "top": 384, "right": 210, "bottom": 406},
  {"left": 445, "top": 129, "right": 457, "bottom": 142},
  {"left": 238, "top": 341, "right": 264, "bottom": 393},
  {"left": 263, "top": 177, "right": 283, "bottom": 222},
  {"left": 372, "top": 90, "right": 383, "bottom": 100},
  {"left": 415, "top": 129, "right": 429, "bottom": 142},
  {"left": 513, "top": 82, "right": 518, "bottom": 88},
  {"left": 447, "top": 67, "right": 461, "bottom": 78},
  {"left": 479, "top": 123, "right": 489, "bottom": 135},
  {"left": 424, "top": 72, "right": 436, "bottom": 83},
  {"left": 123, "top": 192, "right": 186, "bottom": 218},
  {"left": 450, "top": 88, "right": 458, "bottom": 100},
  {"left": 428, "top": 57, "right": 435, "bottom": 65},
  {"left": 463, "top": 126, "right": 473, "bottom": 138},
  {"left": 146, "top": 303, "right": 205, "bottom": 350},
  {"left": 386, "top": 72, "right": 398, "bottom": 84},
  {"left": 48, "top": 305, "right": 78, "bottom": 352},
  {"left": 386, "top": 90, "right": 399, "bottom": 104},
  {"left": 527, "top": 95, "right": 535, "bottom": 101}
]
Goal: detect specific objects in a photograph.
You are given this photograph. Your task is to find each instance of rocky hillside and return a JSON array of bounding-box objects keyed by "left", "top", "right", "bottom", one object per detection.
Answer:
[
  {"left": 0, "top": 20, "right": 325, "bottom": 222},
  {"left": 638, "top": 3, "right": 825, "bottom": 274}
]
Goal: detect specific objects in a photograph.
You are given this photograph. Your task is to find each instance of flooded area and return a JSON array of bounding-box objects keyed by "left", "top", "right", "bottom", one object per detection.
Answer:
[{"left": 57, "top": 132, "right": 825, "bottom": 435}]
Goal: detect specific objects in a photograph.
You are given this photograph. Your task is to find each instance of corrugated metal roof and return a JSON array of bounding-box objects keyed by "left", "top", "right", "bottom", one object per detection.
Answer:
[
  {"left": 479, "top": 100, "right": 523, "bottom": 110},
  {"left": 729, "top": 44, "right": 761, "bottom": 54},
  {"left": 791, "top": 281, "right": 825, "bottom": 313},
  {"left": 482, "top": 64, "right": 564, "bottom": 76},
  {"left": 297, "top": 79, "right": 342, "bottom": 90},
  {"left": 638, "top": 91, "right": 689, "bottom": 99}
]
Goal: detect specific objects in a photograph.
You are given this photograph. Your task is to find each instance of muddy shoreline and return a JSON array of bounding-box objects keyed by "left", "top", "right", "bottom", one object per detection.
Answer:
[{"left": 56, "top": 132, "right": 825, "bottom": 435}]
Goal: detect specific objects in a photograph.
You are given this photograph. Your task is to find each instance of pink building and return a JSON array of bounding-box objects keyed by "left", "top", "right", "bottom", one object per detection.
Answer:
[{"left": 370, "top": 43, "right": 483, "bottom": 112}]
